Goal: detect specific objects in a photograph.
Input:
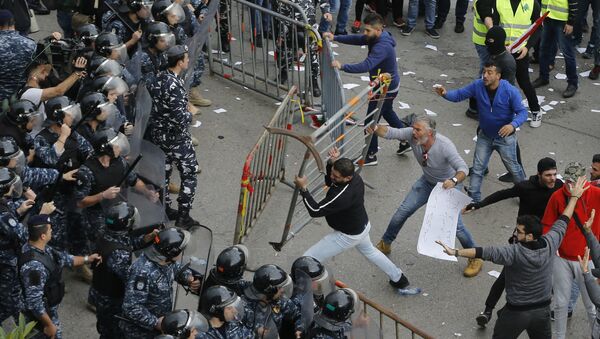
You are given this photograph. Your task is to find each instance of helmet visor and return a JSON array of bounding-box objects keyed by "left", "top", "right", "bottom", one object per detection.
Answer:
[
  {"left": 29, "top": 110, "right": 44, "bottom": 132},
  {"left": 164, "top": 3, "right": 186, "bottom": 24},
  {"left": 155, "top": 33, "right": 176, "bottom": 50},
  {"left": 311, "top": 270, "right": 333, "bottom": 298},
  {"left": 10, "top": 175, "right": 23, "bottom": 198},
  {"left": 278, "top": 274, "right": 293, "bottom": 299},
  {"left": 186, "top": 310, "right": 210, "bottom": 333},
  {"left": 111, "top": 44, "right": 130, "bottom": 64},
  {"left": 222, "top": 296, "right": 246, "bottom": 322},
  {"left": 108, "top": 132, "right": 131, "bottom": 157},
  {"left": 103, "top": 76, "right": 129, "bottom": 96},
  {"left": 9, "top": 150, "right": 26, "bottom": 176},
  {"left": 97, "top": 102, "right": 119, "bottom": 122},
  {"left": 63, "top": 103, "right": 82, "bottom": 126},
  {"left": 96, "top": 59, "right": 123, "bottom": 77}
]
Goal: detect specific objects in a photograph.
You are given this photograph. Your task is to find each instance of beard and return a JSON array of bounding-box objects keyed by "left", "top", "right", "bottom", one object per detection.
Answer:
[{"left": 414, "top": 135, "right": 429, "bottom": 145}]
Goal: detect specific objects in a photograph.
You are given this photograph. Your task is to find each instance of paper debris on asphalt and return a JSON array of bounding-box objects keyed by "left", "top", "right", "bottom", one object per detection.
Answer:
[
  {"left": 549, "top": 100, "right": 558, "bottom": 105},
  {"left": 537, "top": 95, "right": 546, "bottom": 103},
  {"left": 454, "top": 333, "right": 462, "bottom": 337},
  {"left": 594, "top": 83, "right": 600, "bottom": 86},
  {"left": 425, "top": 44, "right": 438, "bottom": 51},
  {"left": 332, "top": 51, "right": 339, "bottom": 56},
  {"left": 398, "top": 101, "right": 411, "bottom": 109},
  {"left": 549, "top": 152, "right": 556, "bottom": 155},
  {"left": 447, "top": 52, "right": 455, "bottom": 56},
  {"left": 554, "top": 73, "right": 567, "bottom": 80},
  {"left": 403, "top": 71, "right": 416, "bottom": 75},
  {"left": 330, "top": 43, "right": 339, "bottom": 47},
  {"left": 268, "top": 50, "right": 275, "bottom": 56},
  {"left": 488, "top": 270, "right": 501, "bottom": 278},
  {"left": 433, "top": 84, "right": 443, "bottom": 88},
  {"left": 417, "top": 80, "right": 424, "bottom": 83},
  {"left": 211, "top": 49, "right": 219, "bottom": 54},
  {"left": 440, "top": 74, "right": 448, "bottom": 77},
  {"left": 541, "top": 105, "right": 553, "bottom": 111},
  {"left": 192, "top": 121, "right": 202, "bottom": 128},
  {"left": 560, "top": 100, "right": 566, "bottom": 103},
  {"left": 452, "top": 123, "right": 462, "bottom": 126},
  {"left": 234, "top": 61, "right": 242, "bottom": 66},
  {"left": 213, "top": 108, "right": 227, "bottom": 114},
  {"left": 274, "top": 102, "right": 281, "bottom": 106},
  {"left": 360, "top": 76, "right": 370, "bottom": 81},
  {"left": 361, "top": 45, "right": 366, "bottom": 49},
  {"left": 580, "top": 70, "right": 591, "bottom": 77},
  {"left": 592, "top": 109, "right": 600, "bottom": 113},
  {"left": 424, "top": 109, "right": 438, "bottom": 116},
  {"left": 548, "top": 88, "right": 554, "bottom": 92},
  {"left": 343, "top": 83, "right": 360, "bottom": 89},
  {"left": 473, "top": 135, "right": 477, "bottom": 142},
  {"left": 464, "top": 150, "right": 470, "bottom": 154},
  {"left": 294, "top": 65, "right": 305, "bottom": 72},
  {"left": 578, "top": 47, "right": 587, "bottom": 53},
  {"left": 235, "top": 97, "right": 241, "bottom": 101},
  {"left": 528, "top": 68, "right": 533, "bottom": 73}
]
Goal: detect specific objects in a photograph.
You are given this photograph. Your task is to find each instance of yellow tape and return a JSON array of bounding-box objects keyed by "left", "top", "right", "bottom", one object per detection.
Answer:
[{"left": 291, "top": 98, "right": 304, "bottom": 124}]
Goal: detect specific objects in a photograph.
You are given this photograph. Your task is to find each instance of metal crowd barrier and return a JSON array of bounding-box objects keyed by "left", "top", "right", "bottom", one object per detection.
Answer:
[
  {"left": 335, "top": 281, "right": 435, "bottom": 339},
  {"left": 267, "top": 74, "right": 391, "bottom": 251},
  {"left": 233, "top": 87, "right": 299, "bottom": 245},
  {"left": 207, "top": 0, "right": 321, "bottom": 106},
  {"left": 319, "top": 39, "right": 345, "bottom": 142}
]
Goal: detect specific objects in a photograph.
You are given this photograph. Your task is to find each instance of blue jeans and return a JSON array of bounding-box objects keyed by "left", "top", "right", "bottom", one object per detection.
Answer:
[
  {"left": 469, "top": 131, "right": 526, "bottom": 202},
  {"left": 365, "top": 91, "right": 405, "bottom": 155},
  {"left": 539, "top": 18, "right": 578, "bottom": 86},
  {"left": 250, "top": 0, "right": 271, "bottom": 35},
  {"left": 568, "top": 280, "right": 580, "bottom": 313},
  {"left": 319, "top": 0, "right": 351, "bottom": 33},
  {"left": 407, "top": 0, "right": 436, "bottom": 29},
  {"left": 382, "top": 176, "right": 477, "bottom": 248}
]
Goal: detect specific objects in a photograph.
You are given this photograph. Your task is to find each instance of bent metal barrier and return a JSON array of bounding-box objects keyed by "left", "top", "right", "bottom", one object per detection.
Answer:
[
  {"left": 208, "top": 0, "right": 321, "bottom": 106},
  {"left": 233, "top": 87, "right": 299, "bottom": 245},
  {"left": 319, "top": 39, "right": 345, "bottom": 141}
]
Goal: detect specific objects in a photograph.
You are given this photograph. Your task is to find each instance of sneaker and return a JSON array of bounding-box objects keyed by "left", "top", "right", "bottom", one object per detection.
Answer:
[
  {"left": 476, "top": 310, "right": 492, "bottom": 327},
  {"left": 176, "top": 212, "right": 201, "bottom": 230},
  {"left": 376, "top": 240, "right": 391, "bottom": 255},
  {"left": 498, "top": 172, "right": 513, "bottom": 183},
  {"left": 389, "top": 274, "right": 410, "bottom": 289},
  {"left": 530, "top": 110, "right": 542, "bottom": 128},
  {"left": 463, "top": 258, "right": 483, "bottom": 277},
  {"left": 396, "top": 142, "right": 412, "bottom": 155},
  {"left": 393, "top": 17, "right": 406, "bottom": 28},
  {"left": 562, "top": 84, "right": 577, "bottom": 98},
  {"left": 401, "top": 26, "right": 415, "bottom": 36},
  {"left": 433, "top": 19, "right": 444, "bottom": 29},
  {"left": 189, "top": 87, "right": 212, "bottom": 107},
  {"left": 454, "top": 22, "right": 465, "bottom": 33},
  {"left": 531, "top": 78, "right": 549, "bottom": 88},
  {"left": 364, "top": 154, "right": 378, "bottom": 166},
  {"left": 590, "top": 66, "right": 600, "bottom": 80},
  {"left": 425, "top": 28, "right": 440, "bottom": 39},
  {"left": 351, "top": 20, "right": 361, "bottom": 33}
]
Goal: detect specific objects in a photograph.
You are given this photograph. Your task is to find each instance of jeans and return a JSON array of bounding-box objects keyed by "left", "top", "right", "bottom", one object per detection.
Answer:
[
  {"left": 435, "top": 0, "right": 469, "bottom": 24},
  {"left": 469, "top": 131, "right": 526, "bottom": 202},
  {"left": 568, "top": 280, "right": 580, "bottom": 313},
  {"left": 407, "top": 0, "right": 436, "bottom": 29},
  {"left": 56, "top": 10, "right": 73, "bottom": 39},
  {"left": 539, "top": 18, "right": 578, "bottom": 86},
  {"left": 304, "top": 222, "right": 403, "bottom": 282},
  {"left": 365, "top": 91, "right": 405, "bottom": 155},
  {"left": 492, "top": 305, "right": 551, "bottom": 339},
  {"left": 382, "top": 176, "right": 476, "bottom": 248},
  {"left": 319, "top": 0, "right": 351, "bottom": 33},
  {"left": 250, "top": 0, "right": 271, "bottom": 35},
  {"left": 552, "top": 256, "right": 596, "bottom": 339}
]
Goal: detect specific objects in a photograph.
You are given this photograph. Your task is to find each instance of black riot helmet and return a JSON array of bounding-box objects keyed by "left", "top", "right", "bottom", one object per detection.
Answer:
[
  {"left": 161, "top": 309, "right": 209, "bottom": 338},
  {"left": 44, "top": 96, "right": 82, "bottom": 126},
  {"left": 321, "top": 288, "right": 358, "bottom": 322},
  {"left": 151, "top": 227, "right": 191, "bottom": 260},
  {"left": 212, "top": 245, "right": 248, "bottom": 284},
  {"left": 90, "top": 126, "right": 130, "bottom": 157},
  {"left": 7, "top": 99, "right": 43, "bottom": 131},
  {"left": 152, "top": 0, "right": 185, "bottom": 25},
  {"left": 246, "top": 264, "right": 293, "bottom": 300},
  {"left": 105, "top": 202, "right": 139, "bottom": 232},
  {"left": 0, "top": 168, "right": 22, "bottom": 198},
  {"left": 145, "top": 21, "right": 175, "bottom": 50},
  {"left": 0, "top": 138, "right": 25, "bottom": 175},
  {"left": 91, "top": 75, "right": 129, "bottom": 97},
  {"left": 127, "top": 0, "right": 153, "bottom": 13},
  {"left": 200, "top": 286, "right": 246, "bottom": 322},
  {"left": 80, "top": 92, "right": 117, "bottom": 123},
  {"left": 291, "top": 256, "right": 324, "bottom": 282},
  {"left": 95, "top": 32, "right": 128, "bottom": 64},
  {"left": 75, "top": 24, "right": 99, "bottom": 47},
  {"left": 88, "top": 56, "right": 123, "bottom": 77}
]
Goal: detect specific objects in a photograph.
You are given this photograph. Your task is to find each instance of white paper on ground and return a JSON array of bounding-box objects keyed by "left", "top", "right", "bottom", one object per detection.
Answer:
[
  {"left": 447, "top": 52, "right": 455, "bottom": 56},
  {"left": 425, "top": 44, "right": 438, "bottom": 51},
  {"left": 398, "top": 101, "right": 410, "bottom": 109},
  {"left": 560, "top": 100, "right": 566, "bottom": 103},
  {"left": 578, "top": 47, "right": 587, "bottom": 53},
  {"left": 452, "top": 123, "right": 462, "bottom": 126},
  {"left": 528, "top": 68, "right": 533, "bottom": 73},
  {"left": 433, "top": 84, "right": 442, "bottom": 88},
  {"left": 191, "top": 121, "right": 202, "bottom": 128},
  {"left": 294, "top": 65, "right": 305, "bottom": 72},
  {"left": 330, "top": 43, "right": 339, "bottom": 47},
  {"left": 592, "top": 109, "right": 600, "bottom": 113},
  {"left": 580, "top": 70, "right": 591, "bottom": 77},
  {"left": 235, "top": 97, "right": 241, "bottom": 101},
  {"left": 234, "top": 61, "right": 242, "bottom": 66},
  {"left": 360, "top": 76, "right": 370, "bottom": 81},
  {"left": 537, "top": 95, "right": 546, "bottom": 103},
  {"left": 549, "top": 101, "right": 558, "bottom": 106},
  {"left": 488, "top": 270, "right": 501, "bottom": 279},
  {"left": 424, "top": 109, "right": 438, "bottom": 116},
  {"left": 213, "top": 108, "right": 227, "bottom": 114},
  {"left": 554, "top": 73, "right": 567, "bottom": 80},
  {"left": 548, "top": 88, "right": 554, "bottom": 92},
  {"left": 332, "top": 51, "right": 339, "bottom": 56},
  {"left": 464, "top": 149, "right": 471, "bottom": 154},
  {"left": 417, "top": 183, "right": 472, "bottom": 261},
  {"left": 274, "top": 102, "right": 281, "bottom": 106},
  {"left": 361, "top": 45, "right": 366, "bottom": 49},
  {"left": 440, "top": 74, "right": 448, "bottom": 77},
  {"left": 594, "top": 83, "right": 600, "bottom": 86},
  {"left": 343, "top": 83, "right": 360, "bottom": 89},
  {"left": 268, "top": 51, "right": 275, "bottom": 56},
  {"left": 541, "top": 105, "right": 554, "bottom": 111},
  {"left": 211, "top": 49, "right": 219, "bottom": 54},
  {"left": 549, "top": 152, "right": 556, "bottom": 155},
  {"left": 403, "top": 71, "right": 416, "bottom": 75},
  {"left": 417, "top": 80, "right": 424, "bottom": 83}
]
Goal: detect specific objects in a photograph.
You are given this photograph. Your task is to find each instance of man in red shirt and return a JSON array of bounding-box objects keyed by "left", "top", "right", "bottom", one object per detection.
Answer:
[{"left": 542, "top": 162, "right": 600, "bottom": 339}]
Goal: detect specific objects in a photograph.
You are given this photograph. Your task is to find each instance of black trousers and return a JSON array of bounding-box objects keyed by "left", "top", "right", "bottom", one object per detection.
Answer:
[
  {"left": 513, "top": 53, "right": 541, "bottom": 112},
  {"left": 492, "top": 305, "right": 552, "bottom": 339},
  {"left": 485, "top": 268, "right": 506, "bottom": 309}
]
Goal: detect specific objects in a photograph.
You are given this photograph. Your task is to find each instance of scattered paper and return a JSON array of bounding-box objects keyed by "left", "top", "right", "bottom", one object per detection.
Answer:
[
  {"left": 398, "top": 101, "right": 410, "bottom": 109},
  {"left": 230, "top": 37, "right": 237, "bottom": 41},
  {"left": 554, "top": 73, "right": 567, "bottom": 80},
  {"left": 423, "top": 293, "right": 429, "bottom": 296},
  {"left": 424, "top": 109, "right": 438, "bottom": 117},
  {"left": 204, "top": 89, "right": 209, "bottom": 92},
  {"left": 454, "top": 333, "right": 462, "bottom": 337},
  {"left": 440, "top": 74, "right": 448, "bottom": 77},
  {"left": 274, "top": 102, "right": 281, "bottom": 106},
  {"left": 594, "top": 83, "right": 600, "bottom": 86},
  {"left": 343, "top": 83, "right": 360, "bottom": 89},
  {"left": 578, "top": 47, "right": 587, "bottom": 53},
  {"left": 417, "top": 80, "right": 424, "bottom": 83},
  {"left": 541, "top": 105, "right": 554, "bottom": 111},
  {"left": 330, "top": 43, "right": 339, "bottom": 47},
  {"left": 452, "top": 123, "right": 462, "bottom": 127},
  {"left": 549, "top": 101, "right": 558, "bottom": 106},
  {"left": 528, "top": 68, "right": 533, "bottom": 73},
  {"left": 447, "top": 52, "right": 455, "bottom": 56},
  {"left": 243, "top": 86, "right": 249, "bottom": 90},
  {"left": 234, "top": 61, "right": 243, "bottom": 66},
  {"left": 403, "top": 71, "right": 416, "bottom": 75},
  {"left": 268, "top": 50, "right": 275, "bottom": 56},
  {"left": 549, "top": 152, "right": 556, "bottom": 155},
  {"left": 361, "top": 45, "right": 366, "bottom": 49},
  {"left": 235, "top": 97, "right": 241, "bottom": 101},
  {"left": 191, "top": 121, "right": 202, "bottom": 128},
  {"left": 211, "top": 49, "right": 219, "bottom": 54},
  {"left": 433, "top": 84, "right": 443, "bottom": 88},
  {"left": 464, "top": 150, "right": 470, "bottom": 154},
  {"left": 592, "top": 109, "right": 600, "bottom": 113},
  {"left": 473, "top": 135, "right": 477, "bottom": 142},
  {"left": 213, "top": 108, "right": 227, "bottom": 114},
  {"left": 580, "top": 70, "right": 591, "bottom": 77},
  {"left": 221, "top": 58, "right": 228, "bottom": 63},
  {"left": 425, "top": 44, "right": 438, "bottom": 51},
  {"left": 548, "top": 88, "right": 554, "bottom": 92},
  {"left": 560, "top": 100, "right": 566, "bottom": 104},
  {"left": 360, "top": 76, "right": 370, "bottom": 81},
  {"left": 332, "top": 51, "right": 339, "bottom": 56},
  {"left": 488, "top": 270, "right": 501, "bottom": 278}
]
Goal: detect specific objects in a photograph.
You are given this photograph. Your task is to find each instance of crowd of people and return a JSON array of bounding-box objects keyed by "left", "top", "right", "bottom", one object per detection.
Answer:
[{"left": 0, "top": 0, "right": 598, "bottom": 337}]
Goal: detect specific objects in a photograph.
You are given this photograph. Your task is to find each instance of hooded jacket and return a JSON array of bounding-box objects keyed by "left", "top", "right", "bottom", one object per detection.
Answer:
[
  {"left": 542, "top": 183, "right": 600, "bottom": 261},
  {"left": 333, "top": 31, "right": 400, "bottom": 92}
]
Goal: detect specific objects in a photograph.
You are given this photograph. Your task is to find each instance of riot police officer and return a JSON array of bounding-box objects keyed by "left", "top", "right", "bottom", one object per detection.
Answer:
[
  {"left": 306, "top": 288, "right": 358, "bottom": 339},
  {"left": 95, "top": 32, "right": 130, "bottom": 66},
  {"left": 74, "top": 23, "right": 100, "bottom": 50},
  {"left": 104, "top": 0, "right": 152, "bottom": 53},
  {"left": 159, "top": 309, "right": 209, "bottom": 338},
  {"left": 77, "top": 91, "right": 119, "bottom": 141},
  {"left": 198, "top": 286, "right": 254, "bottom": 338},
  {"left": 203, "top": 245, "right": 251, "bottom": 296},
  {"left": 139, "top": 21, "right": 174, "bottom": 84},
  {"left": 147, "top": 45, "right": 200, "bottom": 229},
  {"left": 89, "top": 201, "right": 157, "bottom": 338},
  {"left": 0, "top": 99, "right": 42, "bottom": 163},
  {"left": 242, "top": 264, "right": 304, "bottom": 337},
  {"left": 121, "top": 227, "right": 201, "bottom": 338},
  {"left": 19, "top": 213, "right": 100, "bottom": 339}
]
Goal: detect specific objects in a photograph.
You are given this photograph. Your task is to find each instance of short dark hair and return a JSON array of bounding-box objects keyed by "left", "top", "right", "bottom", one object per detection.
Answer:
[
  {"left": 516, "top": 215, "right": 542, "bottom": 239},
  {"left": 593, "top": 154, "right": 600, "bottom": 164},
  {"left": 333, "top": 158, "right": 355, "bottom": 177},
  {"left": 483, "top": 61, "right": 502, "bottom": 75},
  {"left": 28, "top": 224, "right": 49, "bottom": 241},
  {"left": 363, "top": 13, "right": 384, "bottom": 27},
  {"left": 167, "top": 53, "right": 187, "bottom": 68}
]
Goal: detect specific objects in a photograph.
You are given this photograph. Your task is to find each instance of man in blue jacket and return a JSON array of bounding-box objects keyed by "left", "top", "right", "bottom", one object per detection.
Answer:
[
  {"left": 325, "top": 13, "right": 409, "bottom": 166},
  {"left": 435, "top": 61, "right": 527, "bottom": 203}
]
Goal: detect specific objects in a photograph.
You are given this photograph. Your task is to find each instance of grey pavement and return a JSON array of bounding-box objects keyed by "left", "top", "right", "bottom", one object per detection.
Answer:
[{"left": 5, "top": 5, "right": 598, "bottom": 339}]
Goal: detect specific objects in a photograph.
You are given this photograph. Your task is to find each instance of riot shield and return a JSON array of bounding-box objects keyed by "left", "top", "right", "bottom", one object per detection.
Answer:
[
  {"left": 130, "top": 81, "right": 153, "bottom": 158},
  {"left": 256, "top": 313, "right": 279, "bottom": 339},
  {"left": 174, "top": 224, "right": 214, "bottom": 310},
  {"left": 294, "top": 270, "right": 315, "bottom": 331},
  {"left": 125, "top": 47, "right": 143, "bottom": 85},
  {"left": 348, "top": 312, "right": 383, "bottom": 339}
]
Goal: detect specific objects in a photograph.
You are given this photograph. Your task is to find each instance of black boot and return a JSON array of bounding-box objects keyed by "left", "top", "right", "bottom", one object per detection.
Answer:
[
  {"left": 176, "top": 210, "right": 201, "bottom": 230},
  {"left": 221, "top": 37, "right": 230, "bottom": 53},
  {"left": 312, "top": 77, "right": 321, "bottom": 97},
  {"left": 476, "top": 307, "right": 493, "bottom": 327},
  {"left": 165, "top": 206, "right": 178, "bottom": 221},
  {"left": 279, "top": 68, "right": 288, "bottom": 84}
]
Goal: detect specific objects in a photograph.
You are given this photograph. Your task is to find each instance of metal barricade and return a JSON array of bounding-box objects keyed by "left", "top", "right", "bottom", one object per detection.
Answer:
[
  {"left": 208, "top": 0, "right": 321, "bottom": 106},
  {"left": 267, "top": 74, "right": 391, "bottom": 251},
  {"left": 319, "top": 39, "right": 345, "bottom": 142},
  {"left": 234, "top": 87, "right": 299, "bottom": 244},
  {"left": 335, "top": 280, "right": 435, "bottom": 339}
]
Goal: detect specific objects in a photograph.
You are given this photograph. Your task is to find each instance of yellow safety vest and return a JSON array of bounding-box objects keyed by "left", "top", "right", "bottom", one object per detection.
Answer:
[
  {"left": 497, "top": 0, "right": 534, "bottom": 46},
  {"left": 472, "top": 0, "right": 488, "bottom": 46},
  {"left": 541, "top": 0, "right": 569, "bottom": 21}
]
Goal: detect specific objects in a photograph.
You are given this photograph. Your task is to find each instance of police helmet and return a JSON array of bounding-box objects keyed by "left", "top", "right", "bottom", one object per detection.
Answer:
[
  {"left": 127, "top": 0, "right": 154, "bottom": 12},
  {"left": 321, "top": 288, "right": 358, "bottom": 322},
  {"left": 7, "top": 99, "right": 42, "bottom": 130},
  {"left": 145, "top": 21, "right": 175, "bottom": 50},
  {"left": 247, "top": 264, "right": 292, "bottom": 300},
  {"left": 88, "top": 56, "right": 123, "bottom": 77},
  {"left": 95, "top": 32, "right": 123, "bottom": 57},
  {"left": 153, "top": 227, "right": 191, "bottom": 259},
  {"left": 44, "top": 96, "right": 82, "bottom": 126},
  {"left": 200, "top": 286, "right": 246, "bottom": 322},
  {"left": 0, "top": 138, "right": 25, "bottom": 175},
  {"left": 151, "top": 0, "right": 185, "bottom": 24},
  {"left": 0, "top": 168, "right": 22, "bottom": 198},
  {"left": 80, "top": 92, "right": 114, "bottom": 121},
  {"left": 212, "top": 245, "right": 248, "bottom": 284},
  {"left": 105, "top": 202, "right": 139, "bottom": 232},
  {"left": 75, "top": 24, "right": 99, "bottom": 46},
  {"left": 161, "top": 309, "right": 208, "bottom": 338},
  {"left": 291, "top": 256, "right": 325, "bottom": 282},
  {"left": 91, "top": 75, "right": 129, "bottom": 97}
]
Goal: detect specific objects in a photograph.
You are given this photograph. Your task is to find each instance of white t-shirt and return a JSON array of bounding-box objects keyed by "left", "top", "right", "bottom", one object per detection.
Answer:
[{"left": 20, "top": 88, "right": 45, "bottom": 137}]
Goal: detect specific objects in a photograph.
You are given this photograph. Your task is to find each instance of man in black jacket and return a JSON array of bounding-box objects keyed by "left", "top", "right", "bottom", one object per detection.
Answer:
[
  {"left": 294, "top": 147, "right": 410, "bottom": 289},
  {"left": 464, "top": 157, "right": 563, "bottom": 326}
]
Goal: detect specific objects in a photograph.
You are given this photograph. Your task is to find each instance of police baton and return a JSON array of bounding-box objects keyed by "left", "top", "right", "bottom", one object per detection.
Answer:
[{"left": 103, "top": 0, "right": 138, "bottom": 33}]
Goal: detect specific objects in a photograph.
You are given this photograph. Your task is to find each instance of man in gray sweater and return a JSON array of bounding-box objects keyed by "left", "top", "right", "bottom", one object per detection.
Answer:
[
  {"left": 578, "top": 209, "right": 599, "bottom": 338},
  {"left": 437, "top": 176, "right": 590, "bottom": 339}
]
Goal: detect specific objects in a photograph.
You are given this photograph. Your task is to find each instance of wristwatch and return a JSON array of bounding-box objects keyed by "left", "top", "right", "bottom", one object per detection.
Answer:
[{"left": 451, "top": 177, "right": 458, "bottom": 185}]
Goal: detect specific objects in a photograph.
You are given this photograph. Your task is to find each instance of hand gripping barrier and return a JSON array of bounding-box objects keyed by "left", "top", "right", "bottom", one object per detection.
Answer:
[
  {"left": 234, "top": 87, "right": 299, "bottom": 244},
  {"left": 267, "top": 74, "right": 391, "bottom": 251},
  {"left": 208, "top": 0, "right": 322, "bottom": 107}
]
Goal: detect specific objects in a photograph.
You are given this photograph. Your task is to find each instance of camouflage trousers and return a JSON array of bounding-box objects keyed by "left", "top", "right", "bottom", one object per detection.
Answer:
[
  {"left": 0, "top": 264, "right": 23, "bottom": 323},
  {"left": 26, "top": 306, "right": 61, "bottom": 339},
  {"left": 89, "top": 288, "right": 124, "bottom": 339},
  {"left": 219, "top": 0, "right": 230, "bottom": 41},
  {"left": 277, "top": 32, "right": 320, "bottom": 81}
]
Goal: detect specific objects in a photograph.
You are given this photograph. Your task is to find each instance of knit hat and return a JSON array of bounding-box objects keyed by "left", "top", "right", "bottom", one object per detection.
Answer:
[
  {"left": 0, "top": 9, "right": 14, "bottom": 27},
  {"left": 563, "top": 162, "right": 586, "bottom": 183},
  {"left": 485, "top": 26, "right": 507, "bottom": 55},
  {"left": 537, "top": 157, "right": 557, "bottom": 173}
]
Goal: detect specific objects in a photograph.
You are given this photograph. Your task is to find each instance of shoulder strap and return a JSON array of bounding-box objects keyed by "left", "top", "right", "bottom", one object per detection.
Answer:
[
  {"left": 18, "top": 249, "right": 58, "bottom": 273},
  {"left": 564, "top": 194, "right": 587, "bottom": 234}
]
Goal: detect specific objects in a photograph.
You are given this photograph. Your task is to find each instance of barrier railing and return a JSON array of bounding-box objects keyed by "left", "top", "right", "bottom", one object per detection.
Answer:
[
  {"left": 335, "top": 280, "right": 435, "bottom": 339},
  {"left": 319, "top": 39, "right": 345, "bottom": 142},
  {"left": 234, "top": 87, "right": 299, "bottom": 245},
  {"left": 208, "top": 0, "right": 321, "bottom": 106},
  {"left": 267, "top": 74, "right": 391, "bottom": 251}
]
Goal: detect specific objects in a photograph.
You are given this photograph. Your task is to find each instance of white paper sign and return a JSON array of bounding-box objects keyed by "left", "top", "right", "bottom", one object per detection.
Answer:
[{"left": 417, "top": 183, "right": 472, "bottom": 261}]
